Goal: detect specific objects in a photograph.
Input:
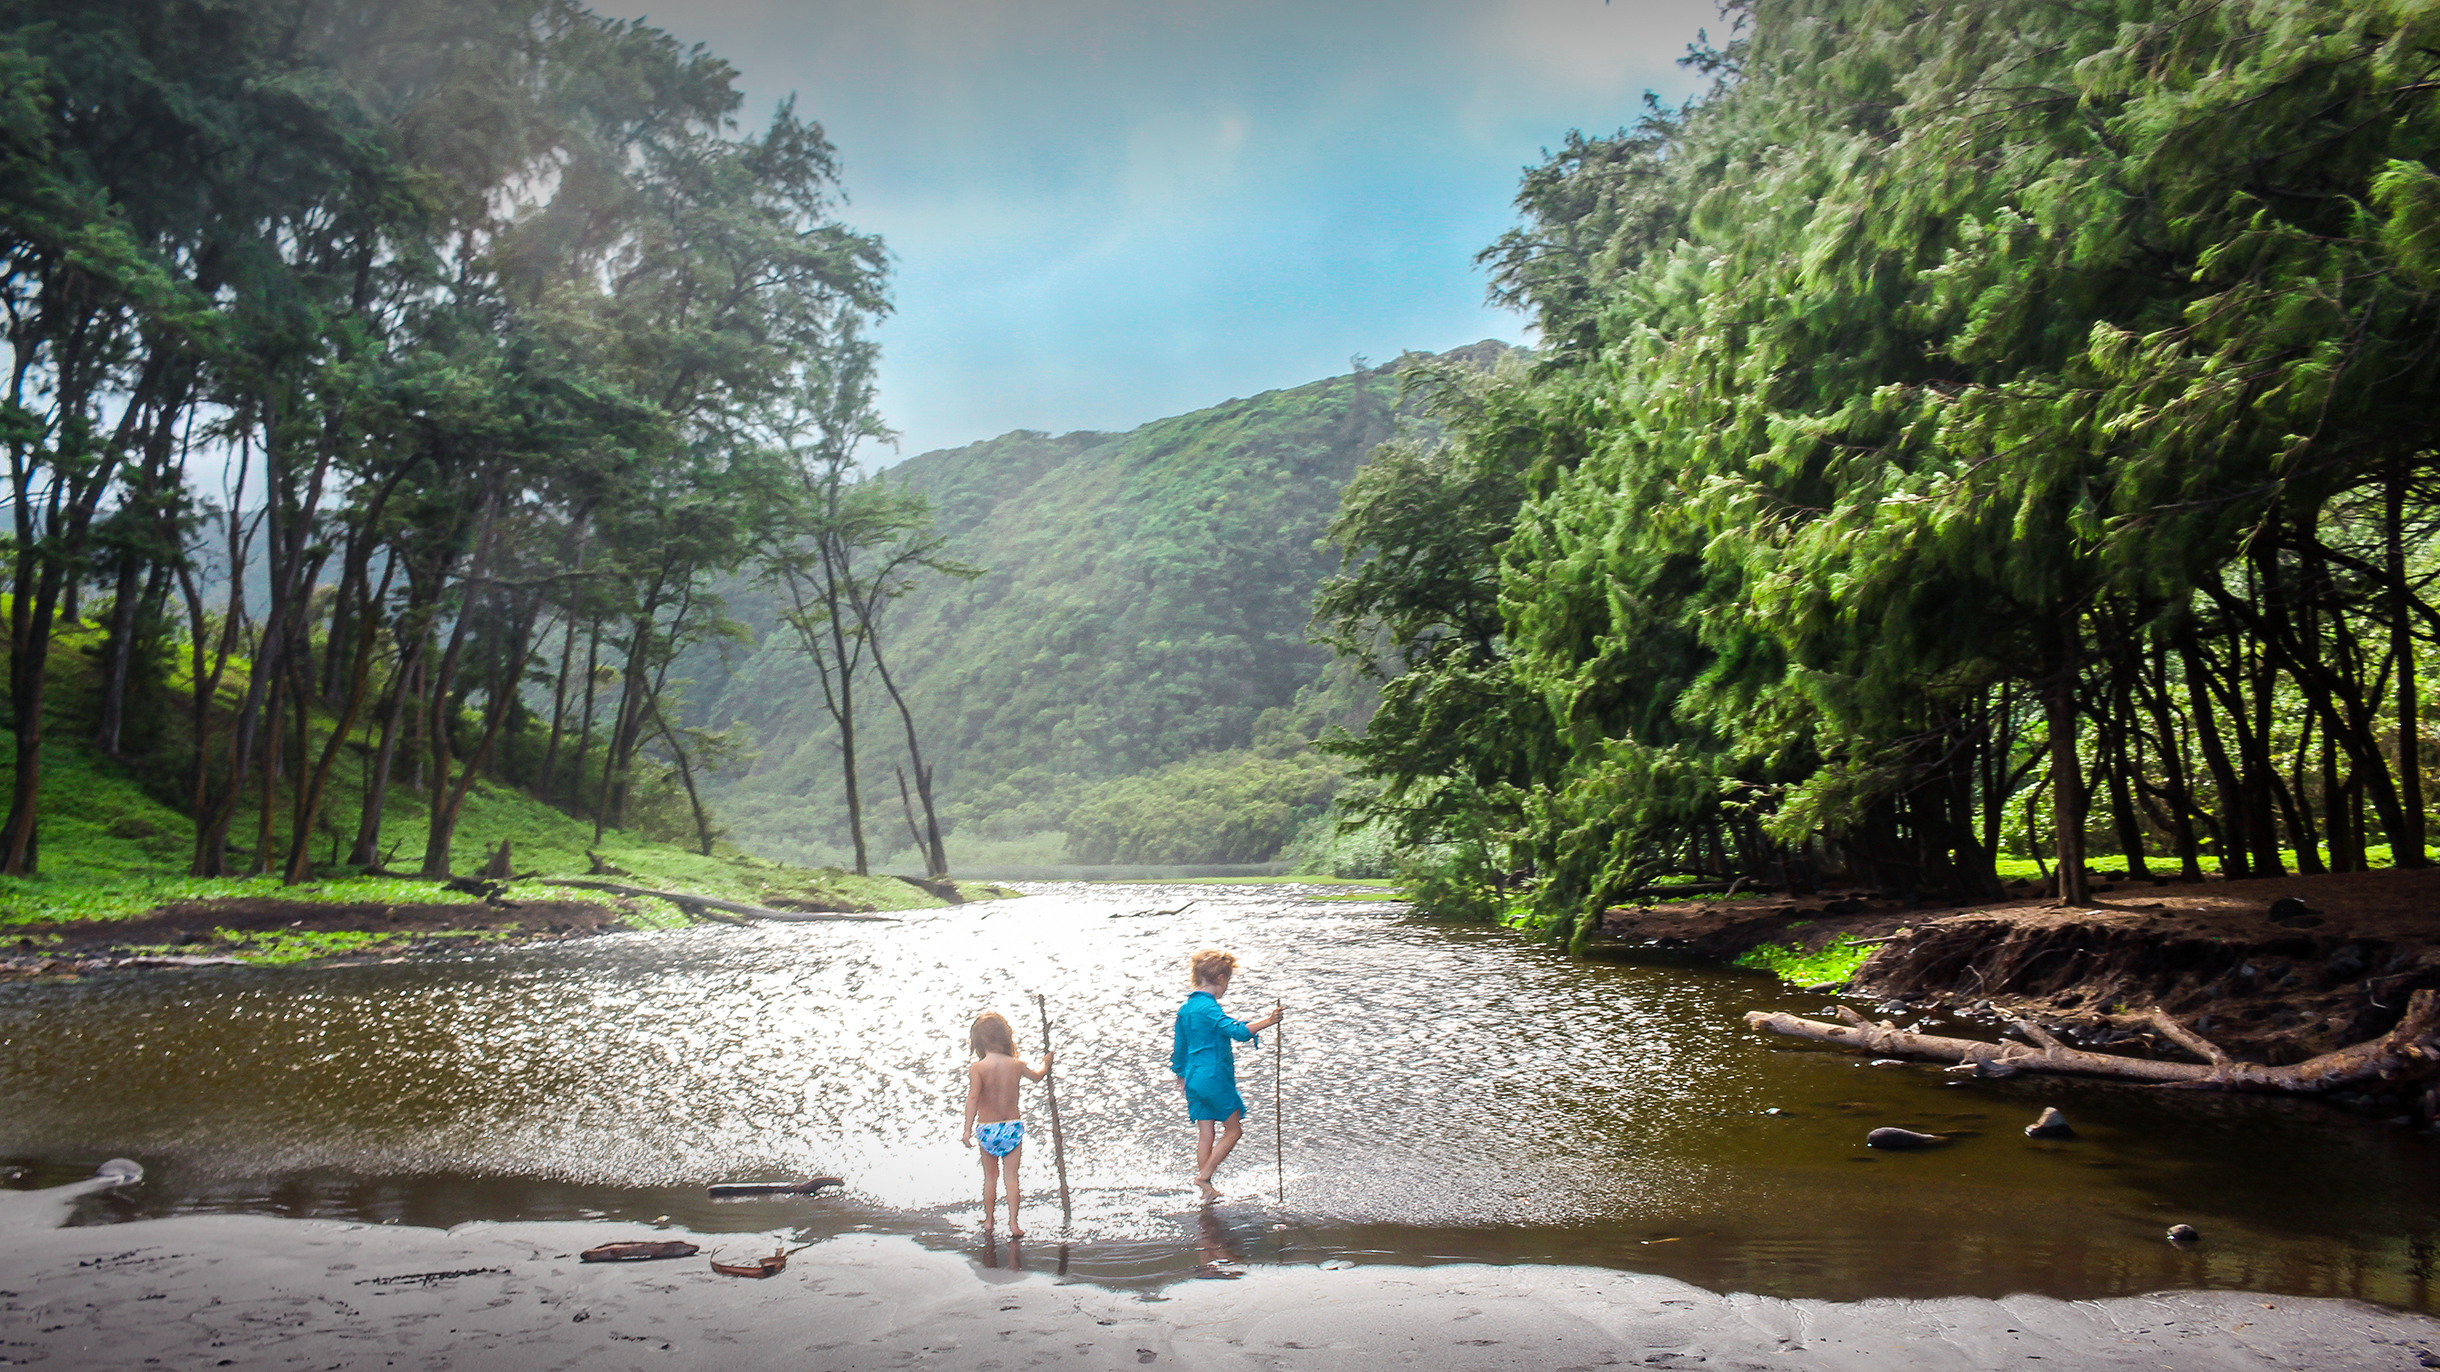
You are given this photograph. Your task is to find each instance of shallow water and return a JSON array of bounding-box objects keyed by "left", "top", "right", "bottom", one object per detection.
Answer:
[{"left": 3, "top": 882, "right": 2435, "bottom": 1306}]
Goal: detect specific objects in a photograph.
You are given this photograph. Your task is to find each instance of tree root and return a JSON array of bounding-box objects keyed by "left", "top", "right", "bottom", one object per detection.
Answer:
[{"left": 1742, "top": 989, "right": 2440, "bottom": 1093}]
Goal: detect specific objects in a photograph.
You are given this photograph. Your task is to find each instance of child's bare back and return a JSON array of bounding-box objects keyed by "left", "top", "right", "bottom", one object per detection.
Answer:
[
  {"left": 966, "top": 1052, "right": 1029, "bottom": 1122},
  {"left": 960, "top": 1011, "right": 1050, "bottom": 1235}
]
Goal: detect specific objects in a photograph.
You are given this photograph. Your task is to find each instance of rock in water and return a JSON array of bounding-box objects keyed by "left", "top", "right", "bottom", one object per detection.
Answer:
[
  {"left": 2024, "top": 1107, "right": 2075, "bottom": 1139},
  {"left": 1865, "top": 1127, "right": 1946, "bottom": 1149},
  {"left": 94, "top": 1158, "right": 142, "bottom": 1184},
  {"left": 2166, "top": 1223, "right": 2200, "bottom": 1244}
]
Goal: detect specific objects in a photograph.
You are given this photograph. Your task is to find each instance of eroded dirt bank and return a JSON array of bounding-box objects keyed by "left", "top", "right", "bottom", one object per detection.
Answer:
[{"left": 1599, "top": 867, "right": 2440, "bottom": 1081}]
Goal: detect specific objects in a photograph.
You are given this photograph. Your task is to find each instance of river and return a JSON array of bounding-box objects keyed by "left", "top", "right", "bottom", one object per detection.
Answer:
[{"left": 2, "top": 882, "right": 2433, "bottom": 1307}]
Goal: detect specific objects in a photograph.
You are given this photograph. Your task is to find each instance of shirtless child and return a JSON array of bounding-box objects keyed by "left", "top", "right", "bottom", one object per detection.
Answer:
[{"left": 960, "top": 1011, "right": 1051, "bottom": 1235}]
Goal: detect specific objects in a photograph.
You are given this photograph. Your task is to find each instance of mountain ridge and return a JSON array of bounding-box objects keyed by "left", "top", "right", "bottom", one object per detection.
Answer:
[{"left": 691, "top": 340, "right": 1515, "bottom": 868}]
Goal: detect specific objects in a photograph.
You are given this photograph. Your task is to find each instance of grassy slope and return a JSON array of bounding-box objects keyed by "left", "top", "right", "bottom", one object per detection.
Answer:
[{"left": 0, "top": 621, "right": 996, "bottom": 944}]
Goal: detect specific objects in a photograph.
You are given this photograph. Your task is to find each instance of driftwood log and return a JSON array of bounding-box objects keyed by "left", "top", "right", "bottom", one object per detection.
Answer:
[
  {"left": 1744, "top": 989, "right": 2440, "bottom": 1093},
  {"left": 534, "top": 879, "right": 899, "bottom": 924}
]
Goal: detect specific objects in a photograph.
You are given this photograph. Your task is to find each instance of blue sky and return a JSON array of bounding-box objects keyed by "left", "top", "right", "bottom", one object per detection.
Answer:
[{"left": 651, "top": 0, "right": 1721, "bottom": 458}]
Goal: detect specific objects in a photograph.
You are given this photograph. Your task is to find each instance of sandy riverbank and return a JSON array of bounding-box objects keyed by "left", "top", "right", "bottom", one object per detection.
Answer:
[{"left": 4, "top": 1170, "right": 2435, "bottom": 1371}]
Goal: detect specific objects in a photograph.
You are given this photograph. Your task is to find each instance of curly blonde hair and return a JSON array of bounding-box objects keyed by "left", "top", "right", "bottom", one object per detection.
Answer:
[
  {"left": 969, "top": 1010, "right": 1017, "bottom": 1059},
  {"left": 1189, "top": 948, "right": 1239, "bottom": 986}
]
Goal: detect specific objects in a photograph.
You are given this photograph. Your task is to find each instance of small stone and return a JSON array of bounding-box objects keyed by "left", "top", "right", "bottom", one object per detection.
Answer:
[
  {"left": 2166, "top": 1223, "right": 2200, "bottom": 1243},
  {"left": 1868, "top": 1058, "right": 1908, "bottom": 1068},
  {"left": 2024, "top": 1107, "right": 2075, "bottom": 1139},
  {"left": 1865, "top": 1127, "right": 1946, "bottom": 1150},
  {"left": 1763, "top": 1107, "right": 1785, "bottom": 1115}
]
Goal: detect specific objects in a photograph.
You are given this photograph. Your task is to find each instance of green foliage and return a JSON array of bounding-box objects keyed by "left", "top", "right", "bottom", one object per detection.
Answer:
[
  {"left": 1062, "top": 747, "right": 1340, "bottom": 865},
  {"left": 693, "top": 353, "right": 1496, "bottom": 866},
  {"left": 1735, "top": 937, "right": 1876, "bottom": 988},
  {"left": 0, "top": 637, "right": 960, "bottom": 928},
  {"left": 1283, "top": 799, "right": 1405, "bottom": 879},
  {"left": 0, "top": 0, "right": 892, "bottom": 888},
  {"left": 1321, "top": 0, "right": 2440, "bottom": 940},
  {"left": 1389, "top": 796, "right": 1515, "bottom": 924}
]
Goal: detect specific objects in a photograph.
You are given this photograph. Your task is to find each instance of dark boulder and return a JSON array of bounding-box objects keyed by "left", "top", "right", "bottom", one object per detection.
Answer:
[{"left": 2267, "top": 896, "right": 2322, "bottom": 929}]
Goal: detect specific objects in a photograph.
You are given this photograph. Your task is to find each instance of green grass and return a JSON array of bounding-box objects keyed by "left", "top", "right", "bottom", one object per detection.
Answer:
[
  {"left": 1990, "top": 844, "right": 2431, "bottom": 883},
  {"left": 1735, "top": 935, "right": 1878, "bottom": 987},
  {"left": 0, "top": 874, "right": 482, "bottom": 928},
  {"left": 0, "top": 660, "right": 990, "bottom": 930}
]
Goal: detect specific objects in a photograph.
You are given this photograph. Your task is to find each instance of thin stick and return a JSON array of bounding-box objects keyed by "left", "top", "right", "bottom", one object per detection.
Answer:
[
  {"left": 1272, "top": 998, "right": 1284, "bottom": 1206},
  {"left": 1030, "top": 991, "right": 1073, "bottom": 1230}
]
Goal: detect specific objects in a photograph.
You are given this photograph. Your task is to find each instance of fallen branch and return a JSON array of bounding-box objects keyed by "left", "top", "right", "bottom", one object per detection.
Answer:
[
  {"left": 532, "top": 879, "right": 899, "bottom": 923},
  {"left": 2132, "top": 1006, "right": 2231, "bottom": 1064},
  {"left": 1745, "top": 989, "right": 2440, "bottom": 1093}
]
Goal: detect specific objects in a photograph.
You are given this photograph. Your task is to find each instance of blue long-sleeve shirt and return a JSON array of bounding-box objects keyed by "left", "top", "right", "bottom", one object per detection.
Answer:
[{"left": 1170, "top": 990, "right": 1258, "bottom": 1121}]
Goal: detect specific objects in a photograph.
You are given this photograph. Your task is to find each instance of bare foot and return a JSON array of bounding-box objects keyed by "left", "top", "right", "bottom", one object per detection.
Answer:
[
  {"left": 1194, "top": 1176, "right": 1219, "bottom": 1198},
  {"left": 1010, "top": 1225, "right": 1025, "bottom": 1239}
]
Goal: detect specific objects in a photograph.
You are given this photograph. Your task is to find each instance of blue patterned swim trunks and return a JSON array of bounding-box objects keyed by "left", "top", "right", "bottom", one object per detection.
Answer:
[{"left": 973, "top": 1120, "right": 1023, "bottom": 1157}]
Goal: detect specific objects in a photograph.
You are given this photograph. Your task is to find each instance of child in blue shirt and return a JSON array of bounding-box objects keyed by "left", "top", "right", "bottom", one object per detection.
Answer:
[{"left": 1169, "top": 948, "right": 1283, "bottom": 1195}]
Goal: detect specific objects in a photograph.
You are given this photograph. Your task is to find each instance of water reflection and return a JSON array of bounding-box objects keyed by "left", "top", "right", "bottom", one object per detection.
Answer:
[
  {"left": 1, "top": 880, "right": 2435, "bottom": 1308},
  {"left": 1194, "top": 1202, "right": 1245, "bottom": 1278}
]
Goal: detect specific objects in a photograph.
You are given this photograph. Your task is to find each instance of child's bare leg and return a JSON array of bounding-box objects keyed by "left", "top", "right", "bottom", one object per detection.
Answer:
[
  {"left": 1194, "top": 1120, "right": 1216, "bottom": 1187},
  {"left": 980, "top": 1153, "right": 1001, "bottom": 1229},
  {"left": 1197, "top": 1112, "right": 1244, "bottom": 1185},
  {"left": 1003, "top": 1145, "right": 1024, "bottom": 1237}
]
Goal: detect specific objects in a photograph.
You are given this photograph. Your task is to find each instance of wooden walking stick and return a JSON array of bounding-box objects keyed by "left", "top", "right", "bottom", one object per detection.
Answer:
[
  {"left": 1029, "top": 990, "right": 1074, "bottom": 1230},
  {"left": 1273, "top": 999, "right": 1284, "bottom": 1206}
]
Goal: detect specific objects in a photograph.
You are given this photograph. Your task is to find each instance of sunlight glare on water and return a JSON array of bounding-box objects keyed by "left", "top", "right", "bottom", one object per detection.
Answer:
[{"left": 4, "top": 881, "right": 2437, "bottom": 1305}]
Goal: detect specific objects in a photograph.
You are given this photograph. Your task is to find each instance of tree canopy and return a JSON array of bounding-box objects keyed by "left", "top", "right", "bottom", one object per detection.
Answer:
[
  {"left": 1322, "top": 0, "right": 2440, "bottom": 942},
  {"left": 0, "top": 0, "right": 896, "bottom": 878}
]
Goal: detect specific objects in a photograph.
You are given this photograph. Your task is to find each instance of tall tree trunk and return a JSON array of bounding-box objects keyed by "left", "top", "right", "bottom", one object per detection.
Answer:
[
  {"left": 93, "top": 556, "right": 143, "bottom": 756},
  {"left": 867, "top": 628, "right": 949, "bottom": 877},
  {"left": 425, "top": 591, "right": 540, "bottom": 876},
  {"left": 2041, "top": 646, "right": 2090, "bottom": 906},
  {"left": 2183, "top": 637, "right": 2248, "bottom": 878},
  {"left": 540, "top": 612, "right": 577, "bottom": 805},
  {"left": 2134, "top": 644, "right": 2204, "bottom": 880},
  {"left": 2288, "top": 708, "right": 2328, "bottom": 874},
  {"left": 649, "top": 693, "right": 717, "bottom": 856},
  {"left": 418, "top": 496, "right": 499, "bottom": 878},
  {"left": 569, "top": 616, "right": 602, "bottom": 814},
  {"left": 2, "top": 352, "right": 168, "bottom": 872},
  {"left": 350, "top": 579, "right": 441, "bottom": 872},
  {"left": 2390, "top": 459, "right": 2427, "bottom": 866},
  {"left": 285, "top": 556, "right": 393, "bottom": 883},
  {"left": 2100, "top": 671, "right": 2150, "bottom": 878},
  {"left": 248, "top": 673, "right": 284, "bottom": 874}
]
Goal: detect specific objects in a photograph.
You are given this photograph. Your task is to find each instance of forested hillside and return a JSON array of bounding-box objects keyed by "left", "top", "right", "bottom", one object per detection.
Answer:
[
  {"left": 0, "top": 0, "right": 907, "bottom": 884},
  {"left": 1321, "top": 0, "right": 2440, "bottom": 944},
  {"left": 689, "top": 348, "right": 1508, "bottom": 869}
]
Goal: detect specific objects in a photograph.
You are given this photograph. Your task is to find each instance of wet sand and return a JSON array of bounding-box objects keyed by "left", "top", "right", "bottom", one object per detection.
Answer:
[{"left": 5, "top": 1171, "right": 2435, "bottom": 1370}]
